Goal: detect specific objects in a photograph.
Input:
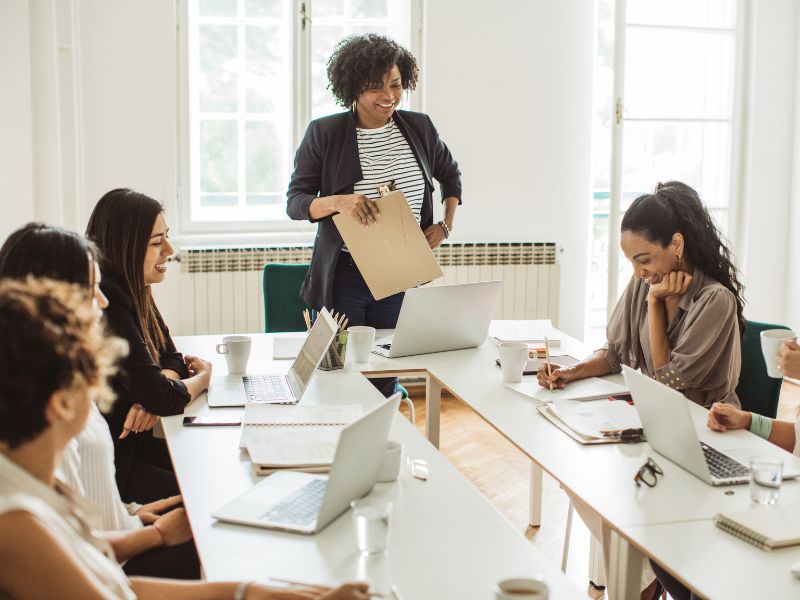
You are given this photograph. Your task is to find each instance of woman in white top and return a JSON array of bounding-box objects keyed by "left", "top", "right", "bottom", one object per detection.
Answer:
[
  {"left": 0, "top": 278, "right": 369, "bottom": 600},
  {"left": 0, "top": 223, "right": 199, "bottom": 578},
  {"left": 707, "top": 338, "right": 800, "bottom": 453}
]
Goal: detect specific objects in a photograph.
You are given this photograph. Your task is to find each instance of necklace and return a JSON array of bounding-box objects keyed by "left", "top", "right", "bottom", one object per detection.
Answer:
[{"left": 356, "top": 119, "right": 399, "bottom": 196}]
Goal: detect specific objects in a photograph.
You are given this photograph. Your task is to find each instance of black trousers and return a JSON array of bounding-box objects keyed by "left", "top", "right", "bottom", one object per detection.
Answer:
[
  {"left": 119, "top": 435, "right": 180, "bottom": 504},
  {"left": 123, "top": 540, "right": 201, "bottom": 580}
]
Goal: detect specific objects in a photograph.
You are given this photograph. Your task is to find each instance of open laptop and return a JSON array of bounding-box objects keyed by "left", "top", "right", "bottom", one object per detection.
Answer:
[
  {"left": 623, "top": 365, "right": 799, "bottom": 486},
  {"left": 208, "top": 308, "right": 338, "bottom": 407},
  {"left": 373, "top": 281, "right": 502, "bottom": 358},
  {"left": 212, "top": 394, "right": 400, "bottom": 534}
]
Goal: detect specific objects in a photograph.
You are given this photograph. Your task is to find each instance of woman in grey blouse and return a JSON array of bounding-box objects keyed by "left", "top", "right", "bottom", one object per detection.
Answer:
[{"left": 539, "top": 180, "right": 746, "bottom": 408}]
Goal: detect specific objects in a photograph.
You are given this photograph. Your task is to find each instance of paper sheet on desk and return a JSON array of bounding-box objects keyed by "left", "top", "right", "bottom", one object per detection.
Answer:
[
  {"left": 489, "top": 319, "right": 562, "bottom": 346},
  {"left": 272, "top": 334, "right": 307, "bottom": 359},
  {"left": 551, "top": 398, "right": 642, "bottom": 439},
  {"left": 246, "top": 427, "right": 340, "bottom": 467},
  {"left": 504, "top": 376, "right": 629, "bottom": 404}
]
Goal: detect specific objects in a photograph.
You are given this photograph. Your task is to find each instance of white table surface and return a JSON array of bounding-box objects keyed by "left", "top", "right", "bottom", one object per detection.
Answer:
[
  {"left": 167, "top": 336, "right": 584, "bottom": 600},
  {"left": 175, "top": 329, "right": 800, "bottom": 600}
]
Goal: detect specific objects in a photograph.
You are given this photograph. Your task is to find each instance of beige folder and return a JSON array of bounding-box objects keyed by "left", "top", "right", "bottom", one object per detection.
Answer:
[{"left": 333, "top": 191, "right": 443, "bottom": 300}]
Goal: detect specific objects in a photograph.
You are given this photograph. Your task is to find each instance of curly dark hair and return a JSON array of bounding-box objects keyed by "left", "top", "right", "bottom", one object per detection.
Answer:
[
  {"left": 621, "top": 181, "right": 746, "bottom": 335},
  {"left": 0, "top": 278, "right": 126, "bottom": 449},
  {"left": 326, "top": 34, "right": 419, "bottom": 108}
]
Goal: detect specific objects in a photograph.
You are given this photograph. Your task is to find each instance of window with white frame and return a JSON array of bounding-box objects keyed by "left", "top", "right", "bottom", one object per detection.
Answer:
[
  {"left": 586, "top": 0, "right": 741, "bottom": 345},
  {"left": 183, "top": 0, "right": 412, "bottom": 232}
]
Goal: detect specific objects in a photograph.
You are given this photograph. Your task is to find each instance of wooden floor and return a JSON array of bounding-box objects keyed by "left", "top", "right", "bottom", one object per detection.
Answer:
[{"left": 400, "top": 380, "right": 800, "bottom": 599}]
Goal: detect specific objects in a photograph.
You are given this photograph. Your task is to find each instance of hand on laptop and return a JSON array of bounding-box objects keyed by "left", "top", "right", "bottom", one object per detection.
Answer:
[{"left": 707, "top": 402, "right": 751, "bottom": 432}]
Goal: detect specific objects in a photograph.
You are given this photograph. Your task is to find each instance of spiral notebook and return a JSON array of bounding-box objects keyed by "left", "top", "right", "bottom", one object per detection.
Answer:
[
  {"left": 238, "top": 404, "right": 363, "bottom": 448},
  {"left": 714, "top": 503, "right": 800, "bottom": 550}
]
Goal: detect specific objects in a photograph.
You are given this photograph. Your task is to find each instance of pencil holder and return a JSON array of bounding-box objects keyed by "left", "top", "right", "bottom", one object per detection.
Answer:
[{"left": 319, "top": 331, "right": 347, "bottom": 370}]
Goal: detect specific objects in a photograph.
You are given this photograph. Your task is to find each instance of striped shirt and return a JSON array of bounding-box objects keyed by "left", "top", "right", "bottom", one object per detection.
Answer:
[{"left": 354, "top": 118, "right": 426, "bottom": 223}]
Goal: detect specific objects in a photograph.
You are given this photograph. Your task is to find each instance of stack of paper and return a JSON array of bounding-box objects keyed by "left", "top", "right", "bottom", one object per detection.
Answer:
[
  {"left": 239, "top": 404, "right": 363, "bottom": 475},
  {"left": 550, "top": 397, "right": 641, "bottom": 439}
]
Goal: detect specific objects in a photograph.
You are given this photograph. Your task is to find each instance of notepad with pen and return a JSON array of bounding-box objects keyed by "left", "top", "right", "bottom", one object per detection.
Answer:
[{"left": 713, "top": 504, "right": 800, "bottom": 550}]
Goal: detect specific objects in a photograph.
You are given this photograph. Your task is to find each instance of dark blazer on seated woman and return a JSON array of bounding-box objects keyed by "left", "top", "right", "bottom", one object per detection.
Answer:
[
  {"left": 101, "top": 270, "right": 190, "bottom": 499},
  {"left": 286, "top": 109, "right": 462, "bottom": 310}
]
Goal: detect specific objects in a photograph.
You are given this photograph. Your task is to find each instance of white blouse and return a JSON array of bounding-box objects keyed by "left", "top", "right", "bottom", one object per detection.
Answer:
[
  {"left": 58, "top": 403, "right": 142, "bottom": 531},
  {"left": 0, "top": 452, "right": 135, "bottom": 599}
]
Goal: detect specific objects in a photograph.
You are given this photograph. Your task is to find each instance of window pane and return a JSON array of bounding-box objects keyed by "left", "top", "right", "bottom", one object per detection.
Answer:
[
  {"left": 625, "top": 28, "right": 734, "bottom": 119},
  {"left": 199, "top": 25, "right": 238, "bottom": 112},
  {"left": 620, "top": 122, "right": 731, "bottom": 210},
  {"left": 246, "top": 25, "right": 283, "bottom": 113},
  {"left": 199, "top": 0, "right": 237, "bottom": 17},
  {"left": 200, "top": 120, "right": 238, "bottom": 194},
  {"left": 245, "top": 0, "right": 282, "bottom": 18},
  {"left": 351, "top": 0, "right": 389, "bottom": 19},
  {"left": 351, "top": 24, "right": 388, "bottom": 36},
  {"left": 626, "top": 0, "right": 736, "bottom": 28},
  {"left": 314, "top": 0, "right": 345, "bottom": 18},
  {"left": 245, "top": 121, "right": 281, "bottom": 194},
  {"left": 310, "top": 23, "right": 347, "bottom": 120}
]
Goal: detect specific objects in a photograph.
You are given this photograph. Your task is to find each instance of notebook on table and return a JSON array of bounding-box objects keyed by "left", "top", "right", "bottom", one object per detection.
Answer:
[
  {"left": 246, "top": 428, "right": 341, "bottom": 476},
  {"left": 489, "top": 319, "right": 563, "bottom": 347},
  {"left": 239, "top": 403, "right": 363, "bottom": 448},
  {"left": 714, "top": 504, "right": 800, "bottom": 550},
  {"left": 504, "top": 376, "right": 629, "bottom": 405}
]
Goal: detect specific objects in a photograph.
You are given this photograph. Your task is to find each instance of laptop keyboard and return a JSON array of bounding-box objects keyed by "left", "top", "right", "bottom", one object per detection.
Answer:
[
  {"left": 242, "top": 375, "right": 289, "bottom": 403},
  {"left": 701, "top": 442, "right": 750, "bottom": 479},
  {"left": 261, "top": 478, "right": 327, "bottom": 526}
]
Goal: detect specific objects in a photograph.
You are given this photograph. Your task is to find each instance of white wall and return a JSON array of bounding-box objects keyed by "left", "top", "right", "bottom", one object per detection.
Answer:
[
  {"left": 424, "top": 0, "right": 595, "bottom": 339},
  {"left": 738, "top": 0, "right": 798, "bottom": 326},
  {"left": 0, "top": 0, "right": 35, "bottom": 241},
  {"left": 787, "top": 6, "right": 800, "bottom": 335}
]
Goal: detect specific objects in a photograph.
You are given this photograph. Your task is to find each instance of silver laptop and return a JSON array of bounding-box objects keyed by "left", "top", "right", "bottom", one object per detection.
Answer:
[
  {"left": 212, "top": 394, "right": 400, "bottom": 534},
  {"left": 623, "top": 365, "right": 798, "bottom": 486},
  {"left": 373, "top": 281, "right": 502, "bottom": 358},
  {"left": 208, "top": 309, "right": 338, "bottom": 407}
]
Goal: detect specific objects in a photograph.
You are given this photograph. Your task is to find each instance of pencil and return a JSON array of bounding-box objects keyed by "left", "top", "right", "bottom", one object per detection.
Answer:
[{"left": 544, "top": 336, "right": 553, "bottom": 391}]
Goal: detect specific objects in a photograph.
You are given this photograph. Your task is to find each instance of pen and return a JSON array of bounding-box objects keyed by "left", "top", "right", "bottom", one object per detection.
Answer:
[{"left": 544, "top": 336, "right": 553, "bottom": 391}]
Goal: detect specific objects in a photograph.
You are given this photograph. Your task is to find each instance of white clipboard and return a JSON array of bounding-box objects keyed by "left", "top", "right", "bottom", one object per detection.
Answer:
[{"left": 333, "top": 191, "right": 443, "bottom": 300}]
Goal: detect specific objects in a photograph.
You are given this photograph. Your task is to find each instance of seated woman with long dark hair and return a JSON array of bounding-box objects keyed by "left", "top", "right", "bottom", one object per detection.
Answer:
[
  {"left": 0, "top": 277, "right": 369, "bottom": 599},
  {"left": 539, "top": 180, "right": 745, "bottom": 408},
  {"left": 86, "top": 189, "right": 213, "bottom": 504},
  {"left": 0, "top": 222, "right": 200, "bottom": 579}
]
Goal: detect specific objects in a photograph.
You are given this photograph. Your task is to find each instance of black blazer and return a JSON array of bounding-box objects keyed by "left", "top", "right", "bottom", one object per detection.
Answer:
[
  {"left": 100, "top": 270, "right": 191, "bottom": 491},
  {"left": 286, "top": 109, "right": 462, "bottom": 309}
]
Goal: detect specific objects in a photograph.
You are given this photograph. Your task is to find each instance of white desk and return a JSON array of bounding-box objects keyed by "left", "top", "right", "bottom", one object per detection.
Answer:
[
  {"left": 174, "top": 330, "right": 800, "bottom": 600},
  {"left": 165, "top": 338, "right": 584, "bottom": 600}
]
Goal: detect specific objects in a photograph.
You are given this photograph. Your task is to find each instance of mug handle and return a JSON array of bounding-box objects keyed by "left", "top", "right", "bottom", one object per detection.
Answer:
[{"left": 216, "top": 343, "right": 228, "bottom": 354}]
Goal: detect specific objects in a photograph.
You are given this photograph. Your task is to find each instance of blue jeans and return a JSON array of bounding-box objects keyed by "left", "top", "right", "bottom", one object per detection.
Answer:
[{"left": 331, "top": 253, "right": 403, "bottom": 397}]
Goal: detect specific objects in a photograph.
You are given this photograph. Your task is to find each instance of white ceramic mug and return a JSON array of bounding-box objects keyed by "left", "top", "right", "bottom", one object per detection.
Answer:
[
  {"left": 377, "top": 441, "right": 403, "bottom": 482},
  {"left": 347, "top": 326, "right": 376, "bottom": 363},
  {"left": 495, "top": 577, "right": 549, "bottom": 600},
  {"left": 760, "top": 329, "right": 797, "bottom": 378},
  {"left": 498, "top": 342, "right": 530, "bottom": 383},
  {"left": 216, "top": 335, "right": 252, "bottom": 374}
]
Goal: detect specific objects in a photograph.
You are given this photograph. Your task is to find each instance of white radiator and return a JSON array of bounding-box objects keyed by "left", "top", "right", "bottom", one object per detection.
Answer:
[{"left": 175, "top": 243, "right": 559, "bottom": 335}]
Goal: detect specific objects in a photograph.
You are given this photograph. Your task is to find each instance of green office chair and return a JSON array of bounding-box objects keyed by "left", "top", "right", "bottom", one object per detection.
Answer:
[
  {"left": 262, "top": 263, "right": 310, "bottom": 333},
  {"left": 736, "top": 319, "right": 790, "bottom": 418}
]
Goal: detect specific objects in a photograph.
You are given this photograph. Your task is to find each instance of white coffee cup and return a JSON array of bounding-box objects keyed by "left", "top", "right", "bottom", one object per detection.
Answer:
[
  {"left": 498, "top": 342, "right": 530, "bottom": 384},
  {"left": 347, "top": 326, "right": 376, "bottom": 363},
  {"left": 377, "top": 441, "right": 403, "bottom": 482},
  {"left": 495, "top": 576, "right": 549, "bottom": 600},
  {"left": 216, "top": 335, "right": 252, "bottom": 374},
  {"left": 760, "top": 329, "right": 797, "bottom": 378}
]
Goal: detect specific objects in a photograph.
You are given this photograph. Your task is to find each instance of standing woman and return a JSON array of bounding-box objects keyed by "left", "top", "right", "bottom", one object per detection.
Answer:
[
  {"left": 86, "top": 189, "right": 213, "bottom": 503},
  {"left": 287, "top": 33, "right": 462, "bottom": 396}
]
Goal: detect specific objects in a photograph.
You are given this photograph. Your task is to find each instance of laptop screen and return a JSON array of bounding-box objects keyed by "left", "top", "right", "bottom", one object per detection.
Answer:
[{"left": 286, "top": 309, "right": 338, "bottom": 399}]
